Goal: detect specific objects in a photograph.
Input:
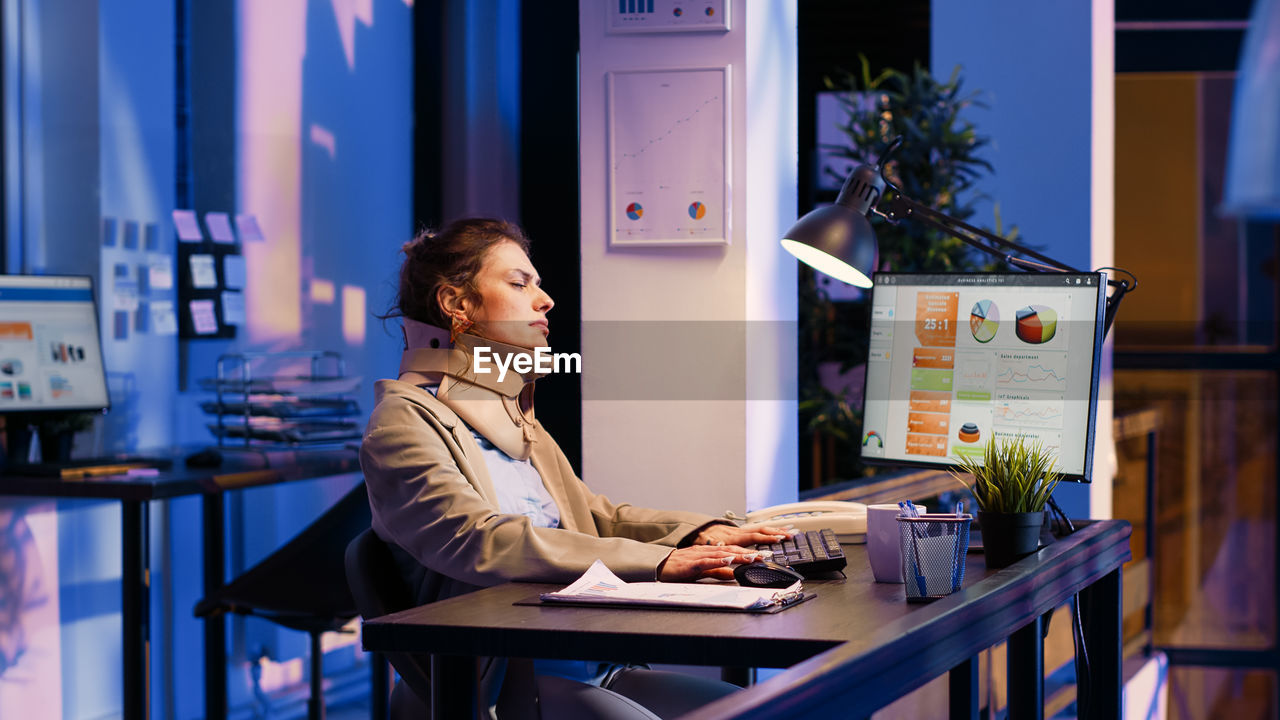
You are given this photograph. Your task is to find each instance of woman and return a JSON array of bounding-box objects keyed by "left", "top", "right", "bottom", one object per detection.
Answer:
[{"left": 361, "top": 218, "right": 790, "bottom": 718}]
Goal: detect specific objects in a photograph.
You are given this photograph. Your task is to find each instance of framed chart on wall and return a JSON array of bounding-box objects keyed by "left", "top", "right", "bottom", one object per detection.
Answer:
[{"left": 607, "top": 66, "right": 731, "bottom": 247}]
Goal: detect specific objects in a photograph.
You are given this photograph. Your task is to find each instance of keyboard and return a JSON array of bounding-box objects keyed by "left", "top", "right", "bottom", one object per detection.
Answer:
[{"left": 756, "top": 528, "right": 847, "bottom": 577}]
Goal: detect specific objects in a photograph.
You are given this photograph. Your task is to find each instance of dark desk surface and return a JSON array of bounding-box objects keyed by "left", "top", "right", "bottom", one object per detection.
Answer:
[
  {"left": 0, "top": 446, "right": 361, "bottom": 501},
  {"left": 363, "top": 520, "right": 1131, "bottom": 719},
  {"left": 0, "top": 443, "right": 363, "bottom": 720}
]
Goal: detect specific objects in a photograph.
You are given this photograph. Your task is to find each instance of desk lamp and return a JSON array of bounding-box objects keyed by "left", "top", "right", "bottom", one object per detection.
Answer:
[
  {"left": 781, "top": 136, "right": 1135, "bottom": 336},
  {"left": 782, "top": 138, "right": 1134, "bottom": 719}
]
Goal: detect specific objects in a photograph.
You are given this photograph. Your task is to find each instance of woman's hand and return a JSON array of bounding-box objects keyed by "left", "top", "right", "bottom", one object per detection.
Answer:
[
  {"left": 658, "top": 545, "right": 762, "bottom": 582},
  {"left": 695, "top": 523, "right": 793, "bottom": 548}
]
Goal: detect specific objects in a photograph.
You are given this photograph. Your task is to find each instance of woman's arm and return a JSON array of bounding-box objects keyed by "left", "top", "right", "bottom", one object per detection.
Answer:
[
  {"left": 529, "top": 429, "right": 731, "bottom": 546},
  {"left": 362, "top": 419, "right": 677, "bottom": 585}
]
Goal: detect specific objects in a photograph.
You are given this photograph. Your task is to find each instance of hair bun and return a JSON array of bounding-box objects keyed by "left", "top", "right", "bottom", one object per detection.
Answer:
[{"left": 402, "top": 228, "right": 437, "bottom": 256}]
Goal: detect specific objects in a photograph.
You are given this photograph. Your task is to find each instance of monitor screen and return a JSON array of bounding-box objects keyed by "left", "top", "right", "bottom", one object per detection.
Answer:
[
  {"left": 860, "top": 272, "right": 1106, "bottom": 481},
  {"left": 0, "top": 275, "right": 110, "bottom": 413}
]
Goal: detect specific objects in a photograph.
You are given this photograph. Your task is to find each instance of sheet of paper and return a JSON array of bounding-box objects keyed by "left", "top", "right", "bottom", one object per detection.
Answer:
[
  {"left": 149, "top": 259, "right": 174, "bottom": 290},
  {"left": 235, "top": 213, "right": 266, "bottom": 243},
  {"left": 189, "top": 299, "right": 218, "bottom": 335},
  {"left": 151, "top": 300, "right": 177, "bottom": 336},
  {"left": 205, "top": 212, "right": 235, "bottom": 244},
  {"left": 540, "top": 560, "right": 799, "bottom": 610},
  {"left": 122, "top": 221, "right": 139, "bottom": 249},
  {"left": 223, "top": 255, "right": 246, "bottom": 290},
  {"left": 220, "top": 291, "right": 245, "bottom": 326},
  {"left": 172, "top": 209, "right": 203, "bottom": 242},
  {"left": 113, "top": 287, "right": 139, "bottom": 312},
  {"left": 144, "top": 222, "right": 160, "bottom": 251},
  {"left": 189, "top": 254, "right": 218, "bottom": 289},
  {"left": 102, "top": 217, "right": 118, "bottom": 246}
]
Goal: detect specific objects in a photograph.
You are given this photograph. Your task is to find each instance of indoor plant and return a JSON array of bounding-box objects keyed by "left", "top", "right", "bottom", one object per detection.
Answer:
[
  {"left": 951, "top": 435, "right": 1061, "bottom": 567},
  {"left": 799, "top": 56, "right": 1013, "bottom": 486}
]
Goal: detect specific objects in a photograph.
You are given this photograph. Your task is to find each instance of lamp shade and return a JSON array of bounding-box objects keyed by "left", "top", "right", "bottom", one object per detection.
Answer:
[
  {"left": 1224, "top": 0, "right": 1280, "bottom": 218},
  {"left": 781, "top": 162, "right": 885, "bottom": 288},
  {"left": 781, "top": 206, "right": 879, "bottom": 288}
]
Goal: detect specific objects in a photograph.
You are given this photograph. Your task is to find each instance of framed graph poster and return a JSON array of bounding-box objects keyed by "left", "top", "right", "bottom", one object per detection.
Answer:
[{"left": 607, "top": 66, "right": 731, "bottom": 247}]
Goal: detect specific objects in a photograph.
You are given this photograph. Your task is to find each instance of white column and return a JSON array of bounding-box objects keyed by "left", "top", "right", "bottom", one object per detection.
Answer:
[{"left": 577, "top": 0, "right": 798, "bottom": 515}]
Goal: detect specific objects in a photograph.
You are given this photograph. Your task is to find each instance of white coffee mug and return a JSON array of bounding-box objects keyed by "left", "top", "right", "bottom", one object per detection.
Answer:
[{"left": 866, "top": 503, "right": 926, "bottom": 583}]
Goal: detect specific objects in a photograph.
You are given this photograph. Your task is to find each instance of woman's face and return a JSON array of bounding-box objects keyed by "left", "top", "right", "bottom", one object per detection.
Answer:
[{"left": 449, "top": 239, "right": 554, "bottom": 349}]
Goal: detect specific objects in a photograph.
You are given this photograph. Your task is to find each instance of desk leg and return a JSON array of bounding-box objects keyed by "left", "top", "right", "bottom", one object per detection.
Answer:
[
  {"left": 1080, "top": 568, "right": 1122, "bottom": 720},
  {"left": 720, "top": 667, "right": 755, "bottom": 687},
  {"left": 1008, "top": 615, "right": 1044, "bottom": 720},
  {"left": 370, "top": 653, "right": 390, "bottom": 720},
  {"left": 949, "top": 655, "right": 978, "bottom": 720},
  {"left": 431, "top": 655, "right": 478, "bottom": 719},
  {"left": 203, "top": 493, "right": 227, "bottom": 720},
  {"left": 122, "top": 500, "right": 150, "bottom": 720}
]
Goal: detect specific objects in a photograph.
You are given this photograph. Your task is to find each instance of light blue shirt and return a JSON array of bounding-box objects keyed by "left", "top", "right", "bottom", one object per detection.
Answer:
[
  {"left": 421, "top": 384, "right": 608, "bottom": 685},
  {"left": 470, "top": 431, "right": 561, "bottom": 529},
  {"left": 421, "top": 384, "right": 559, "bottom": 528}
]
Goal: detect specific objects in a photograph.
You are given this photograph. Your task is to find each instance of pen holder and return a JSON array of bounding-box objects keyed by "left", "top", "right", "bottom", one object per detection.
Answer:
[{"left": 898, "top": 514, "right": 972, "bottom": 602}]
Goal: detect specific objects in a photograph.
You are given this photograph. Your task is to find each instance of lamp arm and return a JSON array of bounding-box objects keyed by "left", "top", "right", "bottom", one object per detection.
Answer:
[
  {"left": 881, "top": 193, "right": 1081, "bottom": 272},
  {"left": 878, "top": 192, "right": 1133, "bottom": 338}
]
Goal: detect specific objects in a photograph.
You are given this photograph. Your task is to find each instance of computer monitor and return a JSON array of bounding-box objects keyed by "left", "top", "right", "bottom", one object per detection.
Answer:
[
  {"left": 0, "top": 275, "right": 110, "bottom": 413},
  {"left": 860, "top": 271, "right": 1106, "bottom": 482}
]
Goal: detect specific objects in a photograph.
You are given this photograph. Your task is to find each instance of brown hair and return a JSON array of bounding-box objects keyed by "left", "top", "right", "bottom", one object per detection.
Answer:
[{"left": 389, "top": 217, "right": 531, "bottom": 328}]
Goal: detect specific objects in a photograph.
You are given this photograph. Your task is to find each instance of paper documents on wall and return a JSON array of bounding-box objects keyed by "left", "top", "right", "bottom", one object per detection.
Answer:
[{"left": 540, "top": 560, "right": 805, "bottom": 612}]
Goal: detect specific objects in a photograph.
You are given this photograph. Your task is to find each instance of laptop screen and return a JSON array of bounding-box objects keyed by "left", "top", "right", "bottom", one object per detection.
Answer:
[{"left": 0, "top": 275, "right": 111, "bottom": 413}]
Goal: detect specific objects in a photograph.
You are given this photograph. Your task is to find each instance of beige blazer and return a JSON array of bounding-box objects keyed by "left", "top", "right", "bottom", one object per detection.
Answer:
[{"left": 360, "top": 379, "right": 721, "bottom": 606}]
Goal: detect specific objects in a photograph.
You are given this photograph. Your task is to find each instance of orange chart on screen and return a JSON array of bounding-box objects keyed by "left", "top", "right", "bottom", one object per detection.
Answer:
[
  {"left": 914, "top": 291, "right": 958, "bottom": 347},
  {"left": 905, "top": 291, "right": 959, "bottom": 457},
  {"left": 912, "top": 347, "right": 954, "bottom": 369},
  {"left": 0, "top": 322, "right": 33, "bottom": 340},
  {"left": 905, "top": 433, "right": 948, "bottom": 457}
]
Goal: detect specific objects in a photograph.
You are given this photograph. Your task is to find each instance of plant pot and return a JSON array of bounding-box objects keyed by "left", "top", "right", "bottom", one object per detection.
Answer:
[
  {"left": 978, "top": 510, "right": 1044, "bottom": 569},
  {"left": 37, "top": 428, "right": 75, "bottom": 464}
]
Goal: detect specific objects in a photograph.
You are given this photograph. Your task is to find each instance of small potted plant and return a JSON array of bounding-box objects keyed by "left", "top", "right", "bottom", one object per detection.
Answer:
[
  {"left": 951, "top": 435, "right": 1061, "bottom": 568},
  {"left": 35, "top": 412, "right": 97, "bottom": 463}
]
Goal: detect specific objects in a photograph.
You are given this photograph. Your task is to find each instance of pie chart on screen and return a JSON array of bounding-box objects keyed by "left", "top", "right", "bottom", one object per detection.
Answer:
[
  {"left": 688, "top": 201, "right": 706, "bottom": 220},
  {"left": 969, "top": 299, "right": 999, "bottom": 343},
  {"left": 1016, "top": 305, "right": 1059, "bottom": 344},
  {"left": 626, "top": 203, "right": 644, "bottom": 220}
]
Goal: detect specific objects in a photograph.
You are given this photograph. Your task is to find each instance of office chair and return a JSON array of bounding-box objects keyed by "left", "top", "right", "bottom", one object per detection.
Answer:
[
  {"left": 344, "top": 527, "right": 432, "bottom": 718},
  {"left": 195, "top": 481, "right": 372, "bottom": 720}
]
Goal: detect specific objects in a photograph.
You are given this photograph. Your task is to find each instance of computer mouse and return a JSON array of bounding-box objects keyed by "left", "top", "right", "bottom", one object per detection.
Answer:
[
  {"left": 733, "top": 561, "right": 804, "bottom": 589},
  {"left": 185, "top": 448, "right": 224, "bottom": 468}
]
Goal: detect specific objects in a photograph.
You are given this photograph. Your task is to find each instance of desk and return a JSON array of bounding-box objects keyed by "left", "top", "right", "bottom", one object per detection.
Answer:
[
  {"left": 362, "top": 519, "right": 1130, "bottom": 719},
  {"left": 0, "top": 446, "right": 360, "bottom": 720}
]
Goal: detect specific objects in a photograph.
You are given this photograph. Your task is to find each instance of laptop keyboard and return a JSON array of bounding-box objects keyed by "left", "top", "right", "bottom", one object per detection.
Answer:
[{"left": 756, "top": 528, "right": 847, "bottom": 577}]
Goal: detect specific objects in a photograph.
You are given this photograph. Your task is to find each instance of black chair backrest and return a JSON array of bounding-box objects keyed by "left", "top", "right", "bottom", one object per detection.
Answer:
[
  {"left": 195, "top": 481, "right": 372, "bottom": 632},
  {"left": 345, "top": 527, "right": 434, "bottom": 705}
]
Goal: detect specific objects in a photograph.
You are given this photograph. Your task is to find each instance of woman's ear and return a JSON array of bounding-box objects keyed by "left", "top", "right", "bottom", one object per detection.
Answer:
[{"left": 436, "top": 284, "right": 467, "bottom": 317}]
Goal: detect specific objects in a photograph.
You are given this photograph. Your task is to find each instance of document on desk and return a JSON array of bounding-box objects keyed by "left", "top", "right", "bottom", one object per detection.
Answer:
[{"left": 539, "top": 560, "right": 808, "bottom": 613}]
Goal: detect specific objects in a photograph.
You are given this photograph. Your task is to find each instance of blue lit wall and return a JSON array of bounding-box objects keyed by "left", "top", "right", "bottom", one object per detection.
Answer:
[
  {"left": 933, "top": 1, "right": 1107, "bottom": 517},
  {"left": 1, "top": 0, "right": 412, "bottom": 717},
  {"left": 932, "top": 2, "right": 1095, "bottom": 273}
]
